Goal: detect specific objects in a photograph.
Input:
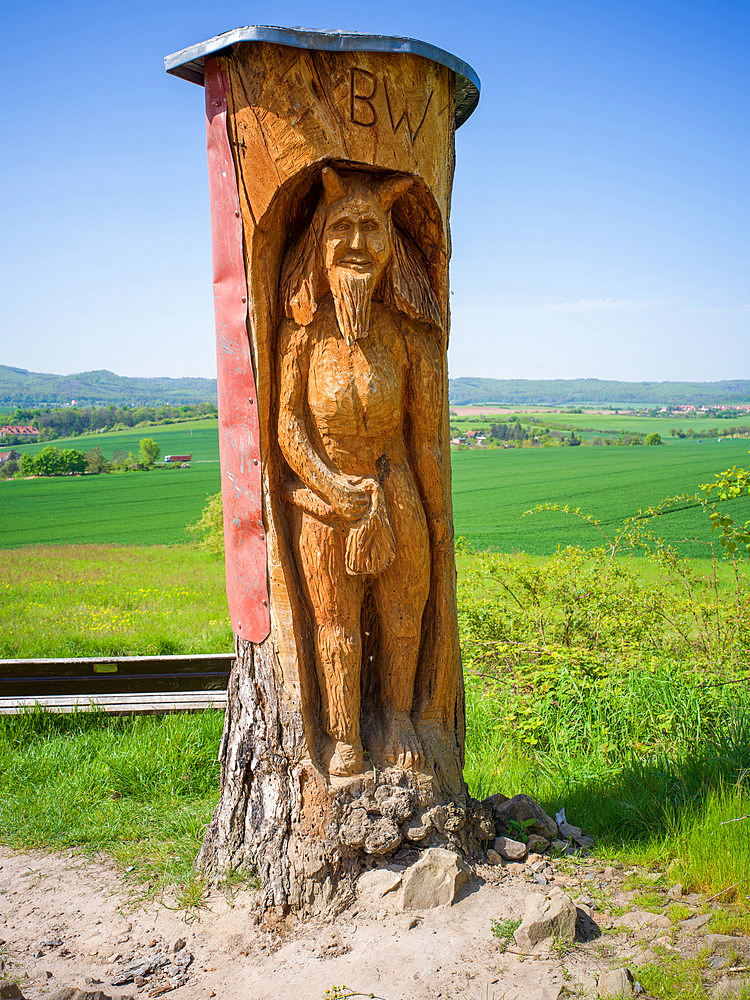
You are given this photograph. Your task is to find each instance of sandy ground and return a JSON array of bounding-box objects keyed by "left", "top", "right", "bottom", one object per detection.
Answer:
[{"left": 0, "top": 845, "right": 746, "bottom": 1000}]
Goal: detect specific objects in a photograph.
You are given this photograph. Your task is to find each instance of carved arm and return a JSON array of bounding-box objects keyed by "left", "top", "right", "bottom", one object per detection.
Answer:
[{"left": 277, "top": 318, "right": 369, "bottom": 522}]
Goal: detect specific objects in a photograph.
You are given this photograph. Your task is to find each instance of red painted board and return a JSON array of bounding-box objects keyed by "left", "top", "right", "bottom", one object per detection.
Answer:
[{"left": 205, "top": 58, "right": 270, "bottom": 643}]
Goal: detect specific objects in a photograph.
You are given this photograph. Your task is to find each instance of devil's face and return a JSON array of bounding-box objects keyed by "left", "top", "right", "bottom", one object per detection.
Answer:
[{"left": 322, "top": 194, "right": 392, "bottom": 288}]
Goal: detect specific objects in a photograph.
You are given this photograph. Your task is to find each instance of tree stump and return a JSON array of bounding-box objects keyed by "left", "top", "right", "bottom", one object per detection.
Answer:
[{"left": 166, "top": 27, "right": 483, "bottom": 915}]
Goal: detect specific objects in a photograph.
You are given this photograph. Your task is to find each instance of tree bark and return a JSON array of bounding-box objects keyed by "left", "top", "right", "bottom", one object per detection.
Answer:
[{"left": 194, "top": 40, "right": 488, "bottom": 915}]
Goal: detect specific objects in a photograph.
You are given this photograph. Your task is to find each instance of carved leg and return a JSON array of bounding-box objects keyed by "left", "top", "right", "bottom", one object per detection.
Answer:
[
  {"left": 295, "top": 510, "right": 365, "bottom": 776},
  {"left": 370, "top": 471, "right": 430, "bottom": 770}
]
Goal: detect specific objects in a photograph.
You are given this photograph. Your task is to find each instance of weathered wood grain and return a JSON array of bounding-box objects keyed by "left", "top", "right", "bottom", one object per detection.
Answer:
[{"left": 197, "top": 42, "right": 477, "bottom": 914}]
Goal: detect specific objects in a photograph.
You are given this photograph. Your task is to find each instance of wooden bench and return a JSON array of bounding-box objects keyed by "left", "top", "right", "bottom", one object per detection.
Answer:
[{"left": 0, "top": 653, "right": 233, "bottom": 715}]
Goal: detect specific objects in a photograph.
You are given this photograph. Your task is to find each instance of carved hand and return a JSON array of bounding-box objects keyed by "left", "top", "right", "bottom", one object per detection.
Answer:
[{"left": 328, "top": 475, "right": 375, "bottom": 523}]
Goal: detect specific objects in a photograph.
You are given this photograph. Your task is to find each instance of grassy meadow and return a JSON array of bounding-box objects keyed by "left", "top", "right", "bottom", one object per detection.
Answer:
[
  {"left": 12, "top": 416, "right": 221, "bottom": 463},
  {"left": 2, "top": 541, "right": 750, "bottom": 917},
  {"left": 2, "top": 404, "right": 750, "bottom": 967},
  {"left": 3, "top": 412, "right": 749, "bottom": 554},
  {"left": 0, "top": 544, "right": 232, "bottom": 658},
  {"left": 0, "top": 465, "right": 221, "bottom": 547},
  {"left": 454, "top": 409, "right": 747, "bottom": 436},
  {"left": 452, "top": 434, "right": 750, "bottom": 554}
]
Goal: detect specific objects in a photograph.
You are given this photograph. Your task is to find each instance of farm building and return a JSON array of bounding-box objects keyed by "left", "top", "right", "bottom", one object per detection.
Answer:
[{"left": 0, "top": 425, "right": 38, "bottom": 437}]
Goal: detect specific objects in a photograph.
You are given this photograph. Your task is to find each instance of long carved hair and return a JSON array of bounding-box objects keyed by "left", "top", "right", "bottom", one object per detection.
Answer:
[{"left": 280, "top": 167, "right": 443, "bottom": 331}]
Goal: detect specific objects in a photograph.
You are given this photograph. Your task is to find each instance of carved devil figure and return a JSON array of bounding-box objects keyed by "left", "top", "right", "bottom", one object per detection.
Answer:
[{"left": 277, "top": 167, "right": 451, "bottom": 777}]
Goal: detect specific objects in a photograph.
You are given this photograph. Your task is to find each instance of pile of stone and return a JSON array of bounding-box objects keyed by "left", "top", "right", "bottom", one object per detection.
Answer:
[
  {"left": 110, "top": 940, "right": 193, "bottom": 994},
  {"left": 482, "top": 793, "right": 594, "bottom": 864}
]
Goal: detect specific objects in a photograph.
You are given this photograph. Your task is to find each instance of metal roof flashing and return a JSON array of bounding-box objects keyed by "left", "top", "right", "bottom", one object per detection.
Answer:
[{"left": 164, "top": 25, "right": 480, "bottom": 127}]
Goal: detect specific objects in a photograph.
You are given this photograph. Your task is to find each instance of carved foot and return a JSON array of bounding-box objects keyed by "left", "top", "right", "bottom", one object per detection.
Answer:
[
  {"left": 325, "top": 739, "right": 366, "bottom": 777},
  {"left": 380, "top": 712, "right": 424, "bottom": 772}
]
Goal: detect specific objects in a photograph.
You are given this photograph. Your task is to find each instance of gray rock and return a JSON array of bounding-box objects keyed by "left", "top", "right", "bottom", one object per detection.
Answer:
[
  {"left": 110, "top": 952, "right": 169, "bottom": 986},
  {"left": 713, "top": 979, "right": 749, "bottom": 999},
  {"left": 513, "top": 887, "right": 577, "bottom": 949},
  {"left": 705, "top": 933, "right": 745, "bottom": 952},
  {"left": 576, "top": 906, "right": 601, "bottom": 942},
  {"left": 358, "top": 868, "right": 402, "bottom": 899},
  {"left": 612, "top": 910, "right": 671, "bottom": 930},
  {"left": 374, "top": 785, "right": 412, "bottom": 822},
  {"left": 340, "top": 807, "right": 370, "bottom": 848},
  {"left": 49, "top": 992, "right": 131, "bottom": 1000},
  {"left": 493, "top": 794, "right": 558, "bottom": 841},
  {"left": 0, "top": 985, "right": 28, "bottom": 1000},
  {"left": 399, "top": 847, "right": 471, "bottom": 911},
  {"left": 493, "top": 836, "right": 527, "bottom": 861},
  {"left": 666, "top": 883, "right": 683, "bottom": 899},
  {"left": 364, "top": 818, "right": 402, "bottom": 855},
  {"left": 555, "top": 807, "right": 594, "bottom": 848},
  {"left": 526, "top": 834, "right": 551, "bottom": 854},
  {"left": 550, "top": 839, "right": 568, "bottom": 853},
  {"left": 482, "top": 792, "right": 509, "bottom": 814},
  {"left": 598, "top": 968, "right": 635, "bottom": 997},
  {"left": 173, "top": 949, "right": 193, "bottom": 970},
  {"left": 708, "top": 956, "right": 730, "bottom": 970},
  {"left": 679, "top": 913, "right": 711, "bottom": 931}
]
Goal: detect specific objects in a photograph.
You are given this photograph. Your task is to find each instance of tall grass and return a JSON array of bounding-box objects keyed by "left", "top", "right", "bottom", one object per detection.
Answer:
[
  {"left": 0, "top": 544, "right": 232, "bottom": 657},
  {"left": 460, "top": 544, "right": 750, "bottom": 902},
  {"left": 1, "top": 541, "right": 749, "bottom": 908},
  {"left": 0, "top": 709, "right": 224, "bottom": 893}
]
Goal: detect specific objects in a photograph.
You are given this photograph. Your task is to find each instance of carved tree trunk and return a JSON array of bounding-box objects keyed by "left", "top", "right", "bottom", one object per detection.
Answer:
[{"left": 178, "top": 33, "right": 485, "bottom": 915}]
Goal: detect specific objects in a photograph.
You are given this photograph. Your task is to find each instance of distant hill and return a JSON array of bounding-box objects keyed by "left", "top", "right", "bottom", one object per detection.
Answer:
[
  {"left": 0, "top": 365, "right": 218, "bottom": 406},
  {"left": 3, "top": 365, "right": 749, "bottom": 409},
  {"left": 448, "top": 378, "right": 750, "bottom": 407}
]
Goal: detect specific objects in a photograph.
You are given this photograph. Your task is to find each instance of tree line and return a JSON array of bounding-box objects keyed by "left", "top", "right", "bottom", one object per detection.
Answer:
[
  {"left": 1, "top": 439, "right": 163, "bottom": 479},
  {"left": 2, "top": 402, "right": 217, "bottom": 444}
]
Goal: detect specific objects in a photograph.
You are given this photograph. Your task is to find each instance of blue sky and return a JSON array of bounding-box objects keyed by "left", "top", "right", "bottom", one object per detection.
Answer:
[{"left": 1, "top": 0, "right": 747, "bottom": 382}]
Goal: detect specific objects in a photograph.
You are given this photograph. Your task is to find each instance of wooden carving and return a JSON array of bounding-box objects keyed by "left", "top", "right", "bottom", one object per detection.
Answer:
[
  {"left": 192, "top": 40, "right": 488, "bottom": 916},
  {"left": 278, "top": 166, "right": 449, "bottom": 778}
]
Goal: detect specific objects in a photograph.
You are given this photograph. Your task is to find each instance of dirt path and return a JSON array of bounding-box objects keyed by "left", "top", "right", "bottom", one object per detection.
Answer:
[{"left": 0, "top": 846, "right": 747, "bottom": 999}]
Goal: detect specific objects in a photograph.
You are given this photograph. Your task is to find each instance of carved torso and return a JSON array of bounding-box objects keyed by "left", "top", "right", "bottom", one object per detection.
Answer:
[{"left": 306, "top": 298, "right": 409, "bottom": 475}]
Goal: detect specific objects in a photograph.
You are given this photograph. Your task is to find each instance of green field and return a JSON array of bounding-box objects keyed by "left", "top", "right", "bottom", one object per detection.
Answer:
[
  {"left": 3, "top": 415, "right": 750, "bottom": 554},
  {"left": 13, "top": 417, "right": 221, "bottom": 463},
  {"left": 454, "top": 410, "right": 749, "bottom": 436},
  {"left": 0, "top": 465, "right": 220, "bottom": 547},
  {"left": 452, "top": 436, "right": 750, "bottom": 554},
  {"left": 2, "top": 542, "right": 749, "bottom": 934}
]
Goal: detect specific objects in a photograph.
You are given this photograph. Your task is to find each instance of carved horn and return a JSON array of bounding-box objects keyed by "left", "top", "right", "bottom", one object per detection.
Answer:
[
  {"left": 377, "top": 174, "right": 412, "bottom": 211},
  {"left": 321, "top": 166, "right": 347, "bottom": 203}
]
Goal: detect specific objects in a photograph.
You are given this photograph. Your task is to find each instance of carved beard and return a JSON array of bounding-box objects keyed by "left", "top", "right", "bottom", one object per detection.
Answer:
[{"left": 328, "top": 267, "right": 377, "bottom": 346}]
